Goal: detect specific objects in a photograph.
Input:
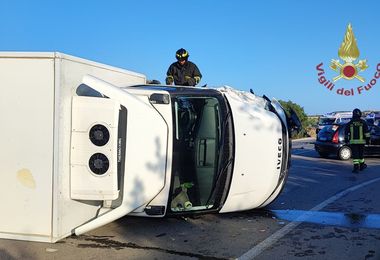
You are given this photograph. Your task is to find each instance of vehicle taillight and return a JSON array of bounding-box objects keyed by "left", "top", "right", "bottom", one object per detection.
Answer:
[{"left": 332, "top": 130, "right": 339, "bottom": 143}]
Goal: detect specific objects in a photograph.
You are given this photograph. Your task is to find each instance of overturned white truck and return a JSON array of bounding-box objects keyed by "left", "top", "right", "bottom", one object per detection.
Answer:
[{"left": 0, "top": 52, "right": 300, "bottom": 242}]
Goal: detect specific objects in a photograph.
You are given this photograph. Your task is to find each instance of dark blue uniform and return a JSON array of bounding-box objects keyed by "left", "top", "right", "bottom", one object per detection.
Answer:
[
  {"left": 345, "top": 116, "right": 370, "bottom": 172},
  {"left": 166, "top": 61, "right": 202, "bottom": 86}
]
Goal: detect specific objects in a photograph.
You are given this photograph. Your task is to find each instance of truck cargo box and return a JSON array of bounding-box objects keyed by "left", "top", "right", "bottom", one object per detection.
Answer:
[{"left": 0, "top": 52, "right": 146, "bottom": 242}]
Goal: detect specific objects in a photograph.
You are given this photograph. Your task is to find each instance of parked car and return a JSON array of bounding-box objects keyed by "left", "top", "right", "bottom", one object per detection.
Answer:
[
  {"left": 314, "top": 123, "right": 380, "bottom": 160},
  {"left": 370, "top": 120, "right": 380, "bottom": 145},
  {"left": 365, "top": 111, "right": 380, "bottom": 124}
]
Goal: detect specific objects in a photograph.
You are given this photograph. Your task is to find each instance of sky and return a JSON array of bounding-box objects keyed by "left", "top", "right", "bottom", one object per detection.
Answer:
[{"left": 0, "top": 0, "right": 379, "bottom": 115}]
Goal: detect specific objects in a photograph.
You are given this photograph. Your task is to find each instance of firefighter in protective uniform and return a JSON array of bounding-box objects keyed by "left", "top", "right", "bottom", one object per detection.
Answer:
[
  {"left": 345, "top": 108, "right": 370, "bottom": 173},
  {"left": 166, "top": 48, "right": 202, "bottom": 86}
]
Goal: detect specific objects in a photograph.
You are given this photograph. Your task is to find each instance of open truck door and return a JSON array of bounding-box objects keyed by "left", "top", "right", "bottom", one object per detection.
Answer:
[{"left": 72, "top": 75, "right": 169, "bottom": 235}]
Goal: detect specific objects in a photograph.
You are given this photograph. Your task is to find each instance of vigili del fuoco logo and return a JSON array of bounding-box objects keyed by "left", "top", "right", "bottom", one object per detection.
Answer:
[{"left": 316, "top": 23, "right": 380, "bottom": 96}]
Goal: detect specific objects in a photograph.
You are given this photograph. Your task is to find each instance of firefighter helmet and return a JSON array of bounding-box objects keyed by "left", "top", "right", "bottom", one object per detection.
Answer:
[
  {"left": 176, "top": 48, "right": 189, "bottom": 61},
  {"left": 353, "top": 108, "right": 362, "bottom": 119}
]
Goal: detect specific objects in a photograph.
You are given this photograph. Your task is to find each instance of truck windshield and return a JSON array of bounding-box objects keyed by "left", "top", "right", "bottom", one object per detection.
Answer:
[{"left": 170, "top": 96, "right": 221, "bottom": 212}]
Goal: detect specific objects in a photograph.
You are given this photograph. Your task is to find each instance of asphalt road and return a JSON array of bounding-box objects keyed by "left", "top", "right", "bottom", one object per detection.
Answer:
[{"left": 1, "top": 138, "right": 380, "bottom": 260}]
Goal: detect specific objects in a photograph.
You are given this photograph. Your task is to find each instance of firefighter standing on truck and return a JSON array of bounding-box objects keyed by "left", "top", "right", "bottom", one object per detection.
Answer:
[
  {"left": 166, "top": 48, "right": 202, "bottom": 86},
  {"left": 345, "top": 108, "right": 370, "bottom": 173}
]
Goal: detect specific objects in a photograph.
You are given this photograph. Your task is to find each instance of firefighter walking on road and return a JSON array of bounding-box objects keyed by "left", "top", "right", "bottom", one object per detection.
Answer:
[{"left": 345, "top": 108, "right": 370, "bottom": 173}]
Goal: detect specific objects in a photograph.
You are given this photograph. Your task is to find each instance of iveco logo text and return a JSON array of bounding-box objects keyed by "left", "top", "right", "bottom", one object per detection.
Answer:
[{"left": 277, "top": 138, "right": 282, "bottom": 170}]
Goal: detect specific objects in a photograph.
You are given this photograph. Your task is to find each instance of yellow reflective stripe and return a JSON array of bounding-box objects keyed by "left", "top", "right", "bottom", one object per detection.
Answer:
[
  {"left": 167, "top": 75, "right": 174, "bottom": 79},
  {"left": 194, "top": 76, "right": 201, "bottom": 84},
  {"left": 176, "top": 51, "right": 188, "bottom": 58},
  {"left": 349, "top": 123, "right": 367, "bottom": 144},
  {"left": 350, "top": 139, "right": 366, "bottom": 144}
]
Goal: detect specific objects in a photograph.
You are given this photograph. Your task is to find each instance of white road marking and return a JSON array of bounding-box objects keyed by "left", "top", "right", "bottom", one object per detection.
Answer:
[{"left": 238, "top": 177, "right": 380, "bottom": 260}]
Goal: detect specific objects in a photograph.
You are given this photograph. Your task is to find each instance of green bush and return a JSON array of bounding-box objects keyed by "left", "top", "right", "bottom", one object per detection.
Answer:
[{"left": 278, "top": 100, "right": 315, "bottom": 139}]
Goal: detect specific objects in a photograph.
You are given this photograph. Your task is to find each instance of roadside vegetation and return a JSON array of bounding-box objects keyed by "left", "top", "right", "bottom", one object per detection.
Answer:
[{"left": 279, "top": 100, "right": 318, "bottom": 139}]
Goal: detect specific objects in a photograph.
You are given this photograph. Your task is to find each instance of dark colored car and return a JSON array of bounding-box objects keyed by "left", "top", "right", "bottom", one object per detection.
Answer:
[
  {"left": 368, "top": 119, "right": 380, "bottom": 145},
  {"left": 314, "top": 123, "right": 380, "bottom": 160}
]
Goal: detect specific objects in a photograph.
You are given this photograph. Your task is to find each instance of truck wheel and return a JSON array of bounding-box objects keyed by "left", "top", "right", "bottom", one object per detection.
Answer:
[{"left": 338, "top": 146, "right": 351, "bottom": 160}]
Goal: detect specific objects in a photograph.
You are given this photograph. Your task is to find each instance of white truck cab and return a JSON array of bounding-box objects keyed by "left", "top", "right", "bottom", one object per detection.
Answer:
[{"left": 72, "top": 75, "right": 299, "bottom": 235}]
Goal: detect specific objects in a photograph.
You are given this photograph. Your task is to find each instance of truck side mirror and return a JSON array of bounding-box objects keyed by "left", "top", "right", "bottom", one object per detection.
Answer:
[{"left": 288, "top": 108, "right": 302, "bottom": 134}]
